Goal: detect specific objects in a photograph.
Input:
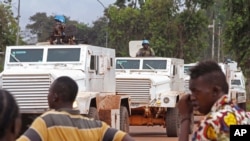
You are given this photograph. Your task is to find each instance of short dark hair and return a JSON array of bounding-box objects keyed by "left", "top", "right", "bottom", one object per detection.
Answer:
[
  {"left": 52, "top": 76, "right": 78, "bottom": 102},
  {"left": 190, "top": 60, "right": 229, "bottom": 94},
  {"left": 0, "top": 89, "right": 19, "bottom": 138}
]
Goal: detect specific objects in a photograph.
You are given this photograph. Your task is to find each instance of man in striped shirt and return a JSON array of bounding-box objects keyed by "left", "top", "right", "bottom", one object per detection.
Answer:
[{"left": 17, "top": 76, "right": 134, "bottom": 141}]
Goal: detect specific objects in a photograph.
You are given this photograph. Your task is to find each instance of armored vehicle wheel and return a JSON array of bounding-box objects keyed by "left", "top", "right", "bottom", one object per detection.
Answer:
[
  {"left": 88, "top": 107, "right": 99, "bottom": 120},
  {"left": 120, "top": 106, "right": 130, "bottom": 133},
  {"left": 166, "top": 108, "right": 180, "bottom": 137}
]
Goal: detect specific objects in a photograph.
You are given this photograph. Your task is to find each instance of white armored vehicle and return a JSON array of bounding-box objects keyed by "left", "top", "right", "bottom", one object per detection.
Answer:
[
  {"left": 219, "top": 60, "right": 247, "bottom": 110},
  {"left": 0, "top": 44, "right": 130, "bottom": 133},
  {"left": 115, "top": 41, "right": 190, "bottom": 137}
]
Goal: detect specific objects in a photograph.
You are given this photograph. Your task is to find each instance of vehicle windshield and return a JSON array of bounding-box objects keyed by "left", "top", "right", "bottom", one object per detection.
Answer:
[
  {"left": 116, "top": 59, "right": 140, "bottom": 69},
  {"left": 142, "top": 60, "right": 167, "bottom": 70},
  {"left": 231, "top": 79, "right": 241, "bottom": 86},
  {"left": 47, "top": 48, "right": 81, "bottom": 62},
  {"left": 10, "top": 49, "right": 43, "bottom": 62},
  {"left": 184, "top": 65, "right": 193, "bottom": 74}
]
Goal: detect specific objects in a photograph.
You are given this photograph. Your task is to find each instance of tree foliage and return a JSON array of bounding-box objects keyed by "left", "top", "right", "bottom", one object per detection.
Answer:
[
  {"left": 22, "top": 0, "right": 216, "bottom": 62},
  {"left": 108, "top": 6, "right": 144, "bottom": 56},
  {"left": 108, "top": 0, "right": 213, "bottom": 62},
  {"left": 26, "top": 13, "right": 54, "bottom": 42},
  {"left": 0, "top": 1, "right": 21, "bottom": 71},
  {"left": 0, "top": 3, "right": 18, "bottom": 51},
  {"left": 223, "top": 0, "right": 250, "bottom": 70}
]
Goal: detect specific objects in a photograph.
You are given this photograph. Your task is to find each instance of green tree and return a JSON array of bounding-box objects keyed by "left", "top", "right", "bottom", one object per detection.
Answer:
[
  {"left": 88, "top": 17, "right": 108, "bottom": 47},
  {"left": 108, "top": 6, "right": 144, "bottom": 56},
  {"left": 108, "top": 0, "right": 213, "bottom": 61},
  {"left": 0, "top": 3, "right": 19, "bottom": 48},
  {"left": 0, "top": 2, "right": 20, "bottom": 70},
  {"left": 174, "top": 10, "right": 209, "bottom": 62},
  {"left": 141, "top": 0, "right": 178, "bottom": 57},
  {"left": 222, "top": 0, "right": 250, "bottom": 98},
  {"left": 26, "top": 13, "right": 53, "bottom": 42}
]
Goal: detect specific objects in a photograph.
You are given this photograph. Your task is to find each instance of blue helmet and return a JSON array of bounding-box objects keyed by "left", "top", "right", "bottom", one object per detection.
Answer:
[
  {"left": 142, "top": 39, "right": 149, "bottom": 45},
  {"left": 54, "top": 15, "right": 65, "bottom": 23}
]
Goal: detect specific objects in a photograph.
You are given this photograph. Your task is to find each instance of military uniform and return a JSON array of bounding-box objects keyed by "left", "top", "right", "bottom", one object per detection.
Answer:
[{"left": 136, "top": 47, "right": 155, "bottom": 57}]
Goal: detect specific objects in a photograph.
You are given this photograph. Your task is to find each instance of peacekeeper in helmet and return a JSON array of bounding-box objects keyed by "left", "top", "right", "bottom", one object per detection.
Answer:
[
  {"left": 50, "top": 15, "right": 66, "bottom": 44},
  {"left": 136, "top": 39, "right": 155, "bottom": 57}
]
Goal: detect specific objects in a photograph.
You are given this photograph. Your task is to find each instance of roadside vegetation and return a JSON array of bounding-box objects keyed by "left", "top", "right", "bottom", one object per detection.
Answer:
[{"left": 247, "top": 100, "right": 250, "bottom": 111}]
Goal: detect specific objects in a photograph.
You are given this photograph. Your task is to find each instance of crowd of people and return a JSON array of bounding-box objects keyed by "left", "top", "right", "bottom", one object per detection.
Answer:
[{"left": 1, "top": 60, "right": 250, "bottom": 141}]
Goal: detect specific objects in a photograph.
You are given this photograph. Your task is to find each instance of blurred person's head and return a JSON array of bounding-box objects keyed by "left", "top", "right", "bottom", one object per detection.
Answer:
[
  {"left": 189, "top": 60, "right": 228, "bottom": 115},
  {"left": 142, "top": 39, "right": 150, "bottom": 49},
  {"left": 0, "top": 89, "right": 21, "bottom": 141},
  {"left": 48, "top": 76, "right": 78, "bottom": 109}
]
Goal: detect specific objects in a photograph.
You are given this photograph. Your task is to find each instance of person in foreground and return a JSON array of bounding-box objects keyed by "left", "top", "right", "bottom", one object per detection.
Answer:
[
  {"left": 17, "top": 76, "right": 134, "bottom": 141},
  {"left": 0, "top": 89, "right": 21, "bottom": 141},
  {"left": 178, "top": 60, "right": 250, "bottom": 141}
]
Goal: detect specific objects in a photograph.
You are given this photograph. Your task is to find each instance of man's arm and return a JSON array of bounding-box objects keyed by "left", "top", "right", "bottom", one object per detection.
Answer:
[
  {"left": 150, "top": 48, "right": 155, "bottom": 56},
  {"left": 121, "top": 134, "right": 135, "bottom": 141},
  {"left": 179, "top": 115, "right": 192, "bottom": 141},
  {"left": 101, "top": 122, "right": 134, "bottom": 141},
  {"left": 178, "top": 94, "right": 193, "bottom": 141}
]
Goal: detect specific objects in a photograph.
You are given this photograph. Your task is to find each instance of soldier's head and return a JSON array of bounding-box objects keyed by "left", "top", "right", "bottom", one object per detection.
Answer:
[
  {"left": 0, "top": 89, "right": 21, "bottom": 140},
  {"left": 54, "top": 15, "right": 65, "bottom": 23},
  {"left": 142, "top": 40, "right": 150, "bottom": 49},
  {"left": 48, "top": 76, "right": 78, "bottom": 109}
]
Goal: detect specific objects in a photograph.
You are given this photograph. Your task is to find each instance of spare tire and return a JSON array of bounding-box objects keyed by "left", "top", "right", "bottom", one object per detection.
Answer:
[{"left": 120, "top": 106, "right": 130, "bottom": 133}]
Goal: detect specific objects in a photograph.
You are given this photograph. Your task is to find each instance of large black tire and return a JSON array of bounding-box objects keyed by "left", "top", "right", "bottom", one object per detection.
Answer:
[
  {"left": 120, "top": 106, "right": 130, "bottom": 133},
  {"left": 166, "top": 108, "right": 180, "bottom": 137},
  {"left": 88, "top": 107, "right": 99, "bottom": 120}
]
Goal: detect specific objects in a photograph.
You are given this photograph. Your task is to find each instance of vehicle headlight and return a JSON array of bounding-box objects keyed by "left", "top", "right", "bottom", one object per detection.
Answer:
[
  {"left": 73, "top": 101, "right": 78, "bottom": 108},
  {"left": 163, "top": 97, "right": 170, "bottom": 103}
]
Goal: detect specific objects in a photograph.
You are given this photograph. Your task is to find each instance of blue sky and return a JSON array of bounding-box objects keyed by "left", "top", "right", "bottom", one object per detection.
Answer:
[{"left": 11, "top": 0, "right": 116, "bottom": 30}]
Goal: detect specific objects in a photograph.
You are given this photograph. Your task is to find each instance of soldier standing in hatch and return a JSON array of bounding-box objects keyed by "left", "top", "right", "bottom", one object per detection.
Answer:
[
  {"left": 50, "top": 15, "right": 66, "bottom": 44},
  {"left": 136, "top": 39, "right": 155, "bottom": 57}
]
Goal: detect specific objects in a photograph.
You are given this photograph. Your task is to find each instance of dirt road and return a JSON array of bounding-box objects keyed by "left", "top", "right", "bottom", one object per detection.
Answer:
[
  {"left": 130, "top": 126, "right": 178, "bottom": 141},
  {"left": 129, "top": 116, "right": 203, "bottom": 141}
]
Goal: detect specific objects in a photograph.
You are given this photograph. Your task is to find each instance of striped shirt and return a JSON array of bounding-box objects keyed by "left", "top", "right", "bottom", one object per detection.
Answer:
[{"left": 17, "top": 108, "right": 126, "bottom": 141}]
